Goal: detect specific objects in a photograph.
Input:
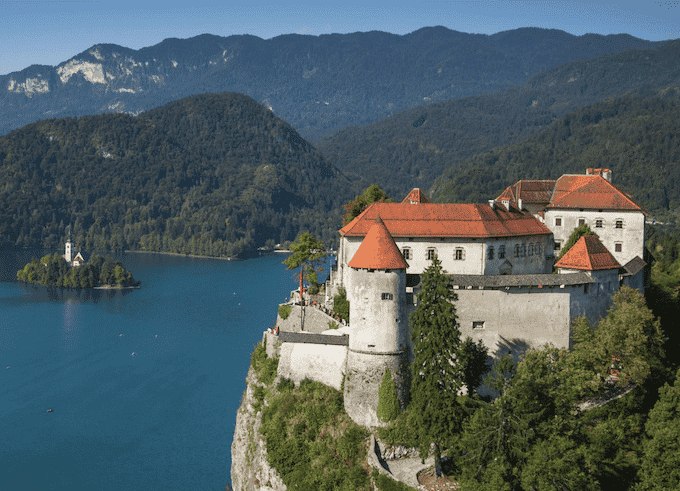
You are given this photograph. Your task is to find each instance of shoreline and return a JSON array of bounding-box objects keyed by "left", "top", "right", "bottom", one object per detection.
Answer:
[{"left": 125, "top": 249, "right": 291, "bottom": 260}]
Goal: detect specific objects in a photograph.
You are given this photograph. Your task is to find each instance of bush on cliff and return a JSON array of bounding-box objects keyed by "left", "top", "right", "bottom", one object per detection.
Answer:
[
  {"left": 377, "top": 368, "right": 401, "bottom": 422},
  {"left": 278, "top": 304, "right": 292, "bottom": 320}
]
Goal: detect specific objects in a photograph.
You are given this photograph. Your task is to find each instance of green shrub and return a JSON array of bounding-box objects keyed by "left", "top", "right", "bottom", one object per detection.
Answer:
[
  {"left": 374, "top": 471, "right": 420, "bottom": 491},
  {"left": 259, "top": 355, "right": 279, "bottom": 385},
  {"left": 278, "top": 304, "right": 292, "bottom": 320},
  {"left": 333, "top": 288, "right": 350, "bottom": 323},
  {"left": 376, "top": 408, "right": 420, "bottom": 448},
  {"left": 377, "top": 368, "right": 401, "bottom": 422},
  {"left": 328, "top": 321, "right": 339, "bottom": 330},
  {"left": 252, "top": 385, "right": 266, "bottom": 413},
  {"left": 250, "top": 342, "right": 266, "bottom": 371},
  {"left": 276, "top": 377, "right": 295, "bottom": 394}
]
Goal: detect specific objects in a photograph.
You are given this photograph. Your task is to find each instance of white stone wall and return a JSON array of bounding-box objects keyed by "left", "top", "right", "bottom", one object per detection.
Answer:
[
  {"left": 348, "top": 268, "right": 407, "bottom": 354},
  {"left": 546, "top": 209, "right": 645, "bottom": 266},
  {"left": 561, "top": 268, "right": 620, "bottom": 327},
  {"left": 277, "top": 343, "right": 348, "bottom": 391}
]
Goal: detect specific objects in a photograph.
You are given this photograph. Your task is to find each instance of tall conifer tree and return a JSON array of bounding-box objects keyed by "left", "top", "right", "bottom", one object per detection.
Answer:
[{"left": 409, "top": 255, "right": 465, "bottom": 475}]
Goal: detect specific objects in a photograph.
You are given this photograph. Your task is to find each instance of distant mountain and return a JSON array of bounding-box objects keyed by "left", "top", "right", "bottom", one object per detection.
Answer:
[
  {"left": 316, "top": 39, "right": 680, "bottom": 201},
  {"left": 0, "top": 27, "right": 658, "bottom": 142},
  {"left": 0, "top": 92, "right": 347, "bottom": 256},
  {"left": 430, "top": 84, "right": 680, "bottom": 214}
]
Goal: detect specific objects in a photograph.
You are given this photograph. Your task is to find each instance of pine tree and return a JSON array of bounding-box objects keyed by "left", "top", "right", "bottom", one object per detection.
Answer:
[
  {"left": 377, "top": 368, "right": 400, "bottom": 422},
  {"left": 409, "top": 255, "right": 465, "bottom": 475}
]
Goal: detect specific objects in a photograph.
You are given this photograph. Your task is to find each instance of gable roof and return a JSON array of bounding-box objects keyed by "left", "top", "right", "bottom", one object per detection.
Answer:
[
  {"left": 340, "top": 202, "right": 552, "bottom": 239},
  {"left": 548, "top": 174, "right": 646, "bottom": 212},
  {"left": 496, "top": 180, "right": 557, "bottom": 206},
  {"left": 348, "top": 216, "right": 408, "bottom": 270},
  {"left": 401, "top": 188, "right": 430, "bottom": 204},
  {"left": 554, "top": 235, "right": 621, "bottom": 271}
]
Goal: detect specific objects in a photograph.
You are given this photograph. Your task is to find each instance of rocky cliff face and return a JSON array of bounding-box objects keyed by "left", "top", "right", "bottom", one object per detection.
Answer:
[{"left": 230, "top": 367, "right": 286, "bottom": 491}]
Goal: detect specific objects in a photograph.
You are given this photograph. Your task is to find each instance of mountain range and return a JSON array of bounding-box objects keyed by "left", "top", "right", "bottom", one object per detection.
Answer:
[{"left": 0, "top": 27, "right": 659, "bottom": 142}]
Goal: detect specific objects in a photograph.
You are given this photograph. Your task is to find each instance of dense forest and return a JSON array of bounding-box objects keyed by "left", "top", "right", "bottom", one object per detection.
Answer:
[
  {"left": 318, "top": 38, "right": 680, "bottom": 201},
  {"left": 431, "top": 85, "right": 680, "bottom": 215},
  {"left": 0, "top": 92, "right": 349, "bottom": 257},
  {"left": 17, "top": 253, "right": 139, "bottom": 288}
]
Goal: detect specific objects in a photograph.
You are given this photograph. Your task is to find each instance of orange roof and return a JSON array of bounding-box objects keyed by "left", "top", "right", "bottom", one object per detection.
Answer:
[
  {"left": 547, "top": 174, "right": 645, "bottom": 212},
  {"left": 554, "top": 235, "right": 621, "bottom": 271},
  {"left": 348, "top": 217, "right": 408, "bottom": 270},
  {"left": 496, "top": 180, "right": 556, "bottom": 205},
  {"left": 402, "top": 188, "right": 430, "bottom": 204},
  {"left": 340, "top": 202, "right": 552, "bottom": 239}
]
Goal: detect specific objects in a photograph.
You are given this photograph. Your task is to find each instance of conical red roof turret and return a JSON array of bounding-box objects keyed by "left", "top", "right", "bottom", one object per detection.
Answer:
[{"left": 348, "top": 217, "right": 408, "bottom": 270}]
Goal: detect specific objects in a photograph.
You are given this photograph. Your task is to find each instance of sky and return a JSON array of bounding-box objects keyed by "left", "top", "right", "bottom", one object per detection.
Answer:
[{"left": 1, "top": 0, "right": 679, "bottom": 76}]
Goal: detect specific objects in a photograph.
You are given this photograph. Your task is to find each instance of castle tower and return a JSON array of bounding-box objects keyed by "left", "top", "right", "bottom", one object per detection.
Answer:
[
  {"left": 344, "top": 216, "right": 410, "bottom": 427},
  {"left": 64, "top": 239, "right": 73, "bottom": 264}
]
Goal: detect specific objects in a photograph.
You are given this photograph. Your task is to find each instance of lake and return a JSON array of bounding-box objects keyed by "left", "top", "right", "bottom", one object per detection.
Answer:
[{"left": 0, "top": 249, "right": 297, "bottom": 491}]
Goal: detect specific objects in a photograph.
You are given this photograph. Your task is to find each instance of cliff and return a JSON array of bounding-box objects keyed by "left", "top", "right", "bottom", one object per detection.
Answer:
[{"left": 230, "top": 366, "right": 287, "bottom": 491}]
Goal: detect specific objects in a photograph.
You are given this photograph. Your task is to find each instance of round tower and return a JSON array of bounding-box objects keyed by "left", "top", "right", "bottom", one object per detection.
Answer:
[
  {"left": 344, "top": 216, "right": 410, "bottom": 427},
  {"left": 64, "top": 240, "right": 72, "bottom": 264}
]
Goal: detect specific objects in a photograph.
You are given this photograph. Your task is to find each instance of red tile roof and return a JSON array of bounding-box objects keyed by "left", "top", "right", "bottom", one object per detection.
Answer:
[
  {"left": 554, "top": 235, "right": 621, "bottom": 271},
  {"left": 496, "top": 180, "right": 557, "bottom": 205},
  {"left": 340, "top": 202, "right": 552, "bottom": 238},
  {"left": 348, "top": 216, "right": 408, "bottom": 270},
  {"left": 548, "top": 174, "right": 645, "bottom": 212},
  {"left": 401, "top": 188, "right": 430, "bottom": 204}
]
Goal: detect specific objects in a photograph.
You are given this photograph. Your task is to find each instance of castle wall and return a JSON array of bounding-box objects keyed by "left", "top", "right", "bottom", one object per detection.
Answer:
[
  {"left": 277, "top": 342, "right": 348, "bottom": 391},
  {"left": 275, "top": 304, "right": 342, "bottom": 334},
  {"left": 453, "top": 287, "right": 572, "bottom": 357},
  {"left": 564, "top": 268, "right": 619, "bottom": 328},
  {"left": 348, "top": 268, "right": 407, "bottom": 353},
  {"left": 343, "top": 350, "right": 411, "bottom": 428}
]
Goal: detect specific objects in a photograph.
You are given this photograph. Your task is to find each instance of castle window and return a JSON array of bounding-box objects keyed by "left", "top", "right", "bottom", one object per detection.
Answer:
[
  {"left": 402, "top": 248, "right": 411, "bottom": 260},
  {"left": 554, "top": 241, "right": 562, "bottom": 251},
  {"left": 514, "top": 244, "right": 520, "bottom": 258},
  {"left": 615, "top": 242, "right": 622, "bottom": 252},
  {"left": 595, "top": 219, "right": 603, "bottom": 228},
  {"left": 381, "top": 292, "right": 393, "bottom": 300},
  {"left": 472, "top": 321, "right": 485, "bottom": 329},
  {"left": 615, "top": 219, "right": 623, "bottom": 229},
  {"left": 521, "top": 243, "right": 527, "bottom": 257},
  {"left": 578, "top": 218, "right": 586, "bottom": 226},
  {"left": 535, "top": 243, "right": 541, "bottom": 256},
  {"left": 487, "top": 245, "right": 495, "bottom": 260},
  {"left": 528, "top": 243, "right": 534, "bottom": 256},
  {"left": 555, "top": 217, "right": 562, "bottom": 227},
  {"left": 454, "top": 248, "right": 465, "bottom": 260},
  {"left": 584, "top": 284, "right": 590, "bottom": 294},
  {"left": 499, "top": 245, "right": 505, "bottom": 259},
  {"left": 427, "top": 248, "right": 437, "bottom": 260}
]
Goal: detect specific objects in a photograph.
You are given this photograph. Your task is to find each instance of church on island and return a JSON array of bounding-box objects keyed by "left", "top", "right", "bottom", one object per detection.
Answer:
[{"left": 266, "top": 168, "right": 648, "bottom": 427}]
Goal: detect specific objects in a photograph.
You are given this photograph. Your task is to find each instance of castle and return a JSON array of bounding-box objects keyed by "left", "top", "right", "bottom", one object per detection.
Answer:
[{"left": 266, "top": 168, "right": 648, "bottom": 427}]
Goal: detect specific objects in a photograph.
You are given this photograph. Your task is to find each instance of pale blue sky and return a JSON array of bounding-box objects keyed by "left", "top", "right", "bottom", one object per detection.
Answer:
[{"left": 1, "top": 0, "right": 679, "bottom": 76}]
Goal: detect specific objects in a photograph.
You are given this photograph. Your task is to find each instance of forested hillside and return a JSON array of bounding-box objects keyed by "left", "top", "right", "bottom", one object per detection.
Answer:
[
  {"left": 430, "top": 85, "right": 680, "bottom": 215},
  {"left": 0, "top": 92, "right": 348, "bottom": 256},
  {"left": 318, "top": 39, "right": 680, "bottom": 201}
]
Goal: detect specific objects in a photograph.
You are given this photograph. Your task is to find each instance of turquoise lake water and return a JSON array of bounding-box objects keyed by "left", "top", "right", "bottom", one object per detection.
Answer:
[{"left": 0, "top": 250, "right": 295, "bottom": 491}]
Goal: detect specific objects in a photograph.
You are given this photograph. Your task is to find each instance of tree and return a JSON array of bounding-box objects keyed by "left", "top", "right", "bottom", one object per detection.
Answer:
[
  {"left": 556, "top": 223, "right": 597, "bottom": 261},
  {"left": 409, "top": 255, "right": 465, "bottom": 475},
  {"left": 341, "top": 184, "right": 392, "bottom": 226},
  {"left": 283, "top": 232, "right": 326, "bottom": 305},
  {"left": 333, "top": 288, "right": 349, "bottom": 323},
  {"left": 459, "top": 337, "right": 489, "bottom": 396},
  {"left": 635, "top": 368, "right": 680, "bottom": 490},
  {"left": 589, "top": 286, "right": 666, "bottom": 386},
  {"left": 377, "top": 368, "right": 401, "bottom": 423}
]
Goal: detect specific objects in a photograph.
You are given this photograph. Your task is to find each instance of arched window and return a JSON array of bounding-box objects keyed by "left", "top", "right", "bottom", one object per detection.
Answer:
[
  {"left": 521, "top": 243, "right": 527, "bottom": 257},
  {"left": 528, "top": 243, "right": 534, "bottom": 256},
  {"left": 514, "top": 244, "right": 520, "bottom": 258},
  {"left": 487, "top": 245, "right": 495, "bottom": 260},
  {"left": 535, "top": 243, "right": 541, "bottom": 256},
  {"left": 499, "top": 245, "right": 506, "bottom": 259}
]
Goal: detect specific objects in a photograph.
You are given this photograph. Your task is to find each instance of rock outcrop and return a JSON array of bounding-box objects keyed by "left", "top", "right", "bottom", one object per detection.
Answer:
[{"left": 230, "top": 367, "right": 286, "bottom": 491}]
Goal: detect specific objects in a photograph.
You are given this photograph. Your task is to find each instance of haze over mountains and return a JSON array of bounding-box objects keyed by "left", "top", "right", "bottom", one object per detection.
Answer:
[
  {"left": 0, "top": 27, "right": 659, "bottom": 142},
  {"left": 2, "top": 26, "right": 680, "bottom": 255}
]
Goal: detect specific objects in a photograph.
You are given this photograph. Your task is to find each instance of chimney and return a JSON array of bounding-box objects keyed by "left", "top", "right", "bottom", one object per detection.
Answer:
[
  {"left": 602, "top": 168, "right": 612, "bottom": 182},
  {"left": 586, "top": 168, "right": 593, "bottom": 175},
  {"left": 517, "top": 198, "right": 524, "bottom": 211},
  {"left": 488, "top": 199, "right": 496, "bottom": 210}
]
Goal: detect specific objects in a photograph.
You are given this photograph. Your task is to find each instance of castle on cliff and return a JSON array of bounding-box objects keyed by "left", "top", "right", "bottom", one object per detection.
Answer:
[{"left": 266, "top": 168, "right": 648, "bottom": 427}]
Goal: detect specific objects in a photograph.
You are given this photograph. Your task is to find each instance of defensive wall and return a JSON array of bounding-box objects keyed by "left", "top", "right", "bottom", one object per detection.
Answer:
[{"left": 274, "top": 303, "right": 347, "bottom": 334}]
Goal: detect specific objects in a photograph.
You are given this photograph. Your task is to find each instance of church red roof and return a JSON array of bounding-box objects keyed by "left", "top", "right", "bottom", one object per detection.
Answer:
[
  {"left": 547, "top": 174, "right": 645, "bottom": 212},
  {"left": 348, "top": 217, "right": 408, "bottom": 270},
  {"left": 554, "top": 235, "right": 621, "bottom": 271},
  {"left": 340, "top": 202, "right": 552, "bottom": 239},
  {"left": 401, "top": 188, "right": 430, "bottom": 204}
]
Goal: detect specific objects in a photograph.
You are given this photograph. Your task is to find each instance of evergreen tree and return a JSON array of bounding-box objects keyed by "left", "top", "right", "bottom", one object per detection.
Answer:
[
  {"left": 341, "top": 184, "right": 392, "bottom": 226},
  {"left": 283, "top": 232, "right": 326, "bottom": 304},
  {"left": 635, "top": 368, "right": 680, "bottom": 490},
  {"left": 377, "top": 368, "right": 401, "bottom": 423},
  {"left": 409, "top": 255, "right": 465, "bottom": 475}
]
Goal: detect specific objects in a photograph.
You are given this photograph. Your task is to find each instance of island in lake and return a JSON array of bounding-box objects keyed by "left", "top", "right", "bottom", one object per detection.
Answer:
[{"left": 17, "top": 240, "right": 140, "bottom": 288}]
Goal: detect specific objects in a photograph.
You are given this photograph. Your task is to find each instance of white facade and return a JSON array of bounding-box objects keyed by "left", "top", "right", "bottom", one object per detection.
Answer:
[{"left": 546, "top": 208, "right": 645, "bottom": 267}]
